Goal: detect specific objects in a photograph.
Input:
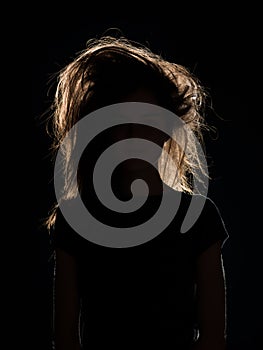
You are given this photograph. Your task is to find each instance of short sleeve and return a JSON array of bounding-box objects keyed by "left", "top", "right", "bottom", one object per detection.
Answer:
[
  {"left": 52, "top": 206, "right": 84, "bottom": 257},
  {"left": 190, "top": 196, "right": 229, "bottom": 256}
]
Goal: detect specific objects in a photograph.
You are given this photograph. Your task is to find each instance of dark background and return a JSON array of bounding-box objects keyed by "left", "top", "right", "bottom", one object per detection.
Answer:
[{"left": 31, "top": 8, "right": 261, "bottom": 350}]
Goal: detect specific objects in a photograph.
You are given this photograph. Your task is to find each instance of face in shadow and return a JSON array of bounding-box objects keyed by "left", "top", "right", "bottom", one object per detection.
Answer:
[{"left": 108, "top": 87, "right": 171, "bottom": 173}]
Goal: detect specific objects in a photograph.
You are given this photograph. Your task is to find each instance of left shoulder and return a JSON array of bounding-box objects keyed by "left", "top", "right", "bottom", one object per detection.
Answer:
[{"left": 187, "top": 194, "right": 229, "bottom": 255}]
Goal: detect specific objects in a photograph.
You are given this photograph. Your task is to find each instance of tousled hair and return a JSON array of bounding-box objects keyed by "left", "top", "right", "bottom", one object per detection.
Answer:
[{"left": 45, "top": 35, "right": 209, "bottom": 229}]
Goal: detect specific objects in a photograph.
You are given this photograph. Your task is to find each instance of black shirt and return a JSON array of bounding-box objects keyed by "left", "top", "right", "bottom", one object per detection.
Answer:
[{"left": 53, "top": 187, "right": 228, "bottom": 349}]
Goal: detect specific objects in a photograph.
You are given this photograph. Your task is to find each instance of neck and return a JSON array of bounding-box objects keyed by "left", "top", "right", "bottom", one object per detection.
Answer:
[{"left": 112, "top": 165, "right": 164, "bottom": 199}]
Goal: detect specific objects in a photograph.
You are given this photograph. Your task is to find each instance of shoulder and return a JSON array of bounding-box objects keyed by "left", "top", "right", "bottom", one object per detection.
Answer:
[
  {"left": 164, "top": 186, "right": 229, "bottom": 254},
  {"left": 189, "top": 194, "right": 229, "bottom": 255},
  {"left": 164, "top": 185, "right": 223, "bottom": 227},
  {"left": 52, "top": 200, "right": 90, "bottom": 256}
]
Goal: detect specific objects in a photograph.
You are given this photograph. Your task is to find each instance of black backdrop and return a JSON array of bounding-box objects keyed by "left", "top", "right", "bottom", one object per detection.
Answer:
[{"left": 31, "top": 10, "right": 262, "bottom": 350}]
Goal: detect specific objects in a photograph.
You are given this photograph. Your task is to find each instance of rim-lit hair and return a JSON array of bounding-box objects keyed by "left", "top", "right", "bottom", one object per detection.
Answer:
[{"left": 46, "top": 35, "right": 209, "bottom": 229}]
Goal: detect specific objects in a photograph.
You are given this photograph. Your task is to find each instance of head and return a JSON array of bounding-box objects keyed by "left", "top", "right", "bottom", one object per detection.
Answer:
[{"left": 46, "top": 35, "right": 208, "bottom": 228}]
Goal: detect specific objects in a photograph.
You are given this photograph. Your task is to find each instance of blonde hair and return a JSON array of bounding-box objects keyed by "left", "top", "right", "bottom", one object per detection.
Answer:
[{"left": 46, "top": 35, "right": 209, "bottom": 229}]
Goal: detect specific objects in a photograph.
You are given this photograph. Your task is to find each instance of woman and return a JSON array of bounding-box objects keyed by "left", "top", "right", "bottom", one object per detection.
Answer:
[{"left": 46, "top": 35, "right": 228, "bottom": 349}]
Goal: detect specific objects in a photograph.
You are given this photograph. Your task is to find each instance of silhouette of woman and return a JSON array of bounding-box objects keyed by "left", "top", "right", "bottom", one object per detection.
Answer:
[{"left": 45, "top": 34, "right": 228, "bottom": 350}]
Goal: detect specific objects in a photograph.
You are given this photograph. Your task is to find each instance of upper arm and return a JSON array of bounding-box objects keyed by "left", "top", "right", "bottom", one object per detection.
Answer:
[
  {"left": 195, "top": 240, "right": 227, "bottom": 346},
  {"left": 54, "top": 248, "right": 81, "bottom": 350}
]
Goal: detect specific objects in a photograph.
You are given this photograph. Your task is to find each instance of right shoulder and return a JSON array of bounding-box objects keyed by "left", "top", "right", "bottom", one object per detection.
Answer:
[{"left": 52, "top": 201, "right": 86, "bottom": 256}]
